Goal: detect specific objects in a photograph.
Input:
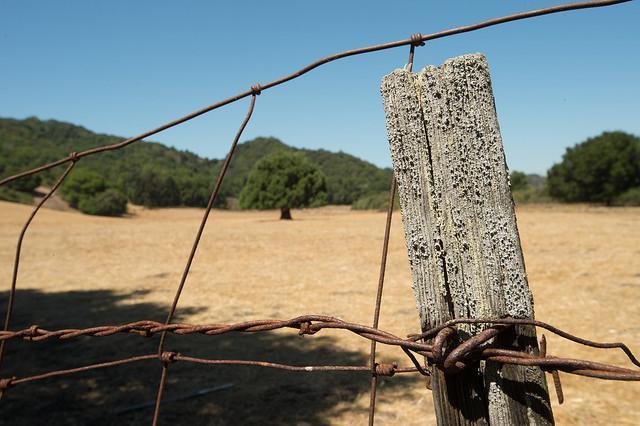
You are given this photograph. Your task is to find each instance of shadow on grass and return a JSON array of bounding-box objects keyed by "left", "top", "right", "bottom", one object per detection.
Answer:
[{"left": 0, "top": 289, "right": 418, "bottom": 425}]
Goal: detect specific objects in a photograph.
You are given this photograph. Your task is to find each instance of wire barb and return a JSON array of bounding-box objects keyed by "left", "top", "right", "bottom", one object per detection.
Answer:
[
  {"left": 375, "top": 362, "right": 397, "bottom": 377},
  {"left": 298, "top": 321, "right": 317, "bottom": 335}
]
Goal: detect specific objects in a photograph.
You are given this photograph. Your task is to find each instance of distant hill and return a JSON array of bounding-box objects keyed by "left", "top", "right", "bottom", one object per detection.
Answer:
[{"left": 0, "top": 117, "right": 392, "bottom": 209}]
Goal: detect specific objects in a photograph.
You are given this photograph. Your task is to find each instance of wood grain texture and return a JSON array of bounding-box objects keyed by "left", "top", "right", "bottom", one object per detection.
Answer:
[{"left": 381, "top": 54, "right": 553, "bottom": 425}]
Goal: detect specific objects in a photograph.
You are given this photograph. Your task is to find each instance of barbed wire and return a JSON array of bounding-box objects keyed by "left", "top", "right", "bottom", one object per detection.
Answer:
[
  {"left": 1, "top": 315, "right": 639, "bottom": 397},
  {"left": 1, "top": 1, "right": 637, "bottom": 424}
]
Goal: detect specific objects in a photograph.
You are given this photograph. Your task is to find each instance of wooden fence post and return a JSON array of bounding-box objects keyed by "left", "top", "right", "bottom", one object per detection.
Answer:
[{"left": 381, "top": 54, "right": 554, "bottom": 425}]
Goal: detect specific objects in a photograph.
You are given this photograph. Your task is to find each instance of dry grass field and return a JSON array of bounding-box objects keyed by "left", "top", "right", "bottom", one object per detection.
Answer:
[{"left": 0, "top": 200, "right": 639, "bottom": 425}]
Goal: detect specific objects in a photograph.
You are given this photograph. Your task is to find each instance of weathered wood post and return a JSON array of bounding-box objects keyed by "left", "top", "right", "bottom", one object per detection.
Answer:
[{"left": 381, "top": 54, "right": 553, "bottom": 425}]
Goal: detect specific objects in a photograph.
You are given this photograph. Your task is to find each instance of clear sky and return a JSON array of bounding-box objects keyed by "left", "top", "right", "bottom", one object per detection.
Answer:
[{"left": 1, "top": 1, "right": 638, "bottom": 174}]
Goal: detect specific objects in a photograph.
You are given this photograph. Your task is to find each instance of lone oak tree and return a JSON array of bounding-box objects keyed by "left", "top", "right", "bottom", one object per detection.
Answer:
[{"left": 239, "top": 151, "right": 328, "bottom": 219}]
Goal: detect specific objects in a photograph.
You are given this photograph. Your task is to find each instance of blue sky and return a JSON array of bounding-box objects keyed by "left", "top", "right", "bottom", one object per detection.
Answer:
[{"left": 1, "top": 1, "right": 638, "bottom": 174}]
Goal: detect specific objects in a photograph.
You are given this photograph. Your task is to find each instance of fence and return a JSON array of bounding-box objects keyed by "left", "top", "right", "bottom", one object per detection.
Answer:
[{"left": 0, "top": 1, "right": 638, "bottom": 424}]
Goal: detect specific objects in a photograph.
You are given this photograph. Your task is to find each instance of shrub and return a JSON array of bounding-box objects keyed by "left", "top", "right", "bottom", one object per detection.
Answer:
[
  {"left": 61, "top": 168, "right": 107, "bottom": 208},
  {"left": 614, "top": 187, "right": 640, "bottom": 206},
  {"left": 77, "top": 189, "right": 127, "bottom": 216},
  {"left": 511, "top": 187, "right": 552, "bottom": 204},
  {"left": 351, "top": 191, "right": 399, "bottom": 211},
  {"left": 0, "top": 187, "right": 34, "bottom": 204}
]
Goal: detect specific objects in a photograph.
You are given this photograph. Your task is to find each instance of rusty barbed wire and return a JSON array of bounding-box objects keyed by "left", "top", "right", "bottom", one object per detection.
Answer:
[{"left": 1, "top": 315, "right": 639, "bottom": 385}]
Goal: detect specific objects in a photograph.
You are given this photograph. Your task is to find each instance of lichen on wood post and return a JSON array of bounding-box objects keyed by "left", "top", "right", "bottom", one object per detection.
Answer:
[{"left": 381, "top": 54, "right": 553, "bottom": 425}]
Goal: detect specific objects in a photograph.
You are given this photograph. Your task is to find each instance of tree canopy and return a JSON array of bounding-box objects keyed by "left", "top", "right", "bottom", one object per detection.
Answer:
[
  {"left": 61, "top": 168, "right": 127, "bottom": 216},
  {"left": 547, "top": 131, "right": 640, "bottom": 205},
  {"left": 239, "top": 151, "right": 328, "bottom": 219}
]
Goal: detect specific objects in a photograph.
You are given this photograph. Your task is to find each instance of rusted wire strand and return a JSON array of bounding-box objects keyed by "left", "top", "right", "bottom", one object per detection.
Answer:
[
  {"left": 0, "top": 352, "right": 416, "bottom": 397},
  {"left": 0, "top": 0, "right": 631, "bottom": 188},
  {"left": 411, "top": 317, "right": 640, "bottom": 368},
  {"left": 174, "top": 354, "right": 410, "bottom": 375},
  {"left": 151, "top": 359, "right": 169, "bottom": 426},
  {"left": 152, "top": 92, "right": 257, "bottom": 425},
  {"left": 6, "top": 354, "right": 157, "bottom": 389},
  {"left": 157, "top": 92, "right": 257, "bottom": 353},
  {"left": 4, "top": 320, "right": 639, "bottom": 401},
  {"left": 367, "top": 33, "right": 411, "bottom": 419},
  {"left": 1, "top": 315, "right": 639, "bottom": 383},
  {"left": 0, "top": 160, "right": 77, "bottom": 371},
  {"left": 367, "top": 174, "right": 397, "bottom": 426},
  {"left": 3, "top": 314, "right": 639, "bottom": 371}
]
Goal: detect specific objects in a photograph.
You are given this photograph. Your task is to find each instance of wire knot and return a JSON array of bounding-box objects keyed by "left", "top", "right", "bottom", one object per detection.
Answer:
[
  {"left": 410, "top": 33, "right": 425, "bottom": 47},
  {"left": 432, "top": 326, "right": 456, "bottom": 366},
  {"left": 26, "top": 324, "right": 39, "bottom": 340},
  {"left": 298, "top": 321, "right": 317, "bottom": 336},
  {"left": 69, "top": 152, "right": 79, "bottom": 162},
  {"left": 160, "top": 351, "right": 178, "bottom": 365},
  {"left": 251, "top": 84, "right": 262, "bottom": 96},
  {"left": 375, "top": 362, "right": 397, "bottom": 377}
]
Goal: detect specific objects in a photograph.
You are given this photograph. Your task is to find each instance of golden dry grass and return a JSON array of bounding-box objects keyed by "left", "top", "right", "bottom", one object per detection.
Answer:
[{"left": 0, "top": 201, "right": 638, "bottom": 425}]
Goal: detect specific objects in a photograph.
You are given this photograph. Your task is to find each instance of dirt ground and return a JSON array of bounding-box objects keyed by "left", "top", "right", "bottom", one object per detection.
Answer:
[{"left": 0, "top": 201, "right": 638, "bottom": 425}]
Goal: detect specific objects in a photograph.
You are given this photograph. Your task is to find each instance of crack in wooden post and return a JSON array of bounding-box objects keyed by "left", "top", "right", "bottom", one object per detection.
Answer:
[{"left": 381, "top": 54, "right": 553, "bottom": 425}]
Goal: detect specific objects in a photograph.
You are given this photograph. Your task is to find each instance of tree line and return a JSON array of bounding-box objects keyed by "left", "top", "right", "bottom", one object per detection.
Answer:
[
  {"left": 0, "top": 118, "right": 391, "bottom": 216},
  {"left": 1, "top": 117, "right": 639, "bottom": 218}
]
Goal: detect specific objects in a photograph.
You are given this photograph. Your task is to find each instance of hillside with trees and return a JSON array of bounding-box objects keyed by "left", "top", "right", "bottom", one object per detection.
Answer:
[
  {"left": 0, "top": 117, "right": 392, "bottom": 214},
  {"left": 4, "top": 118, "right": 638, "bottom": 215}
]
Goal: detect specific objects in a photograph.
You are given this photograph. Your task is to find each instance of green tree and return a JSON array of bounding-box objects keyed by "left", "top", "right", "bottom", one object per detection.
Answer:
[
  {"left": 547, "top": 131, "right": 640, "bottom": 205},
  {"left": 239, "top": 151, "right": 328, "bottom": 219},
  {"left": 130, "top": 170, "right": 181, "bottom": 207},
  {"left": 61, "top": 168, "right": 106, "bottom": 208},
  {"left": 178, "top": 175, "right": 211, "bottom": 207},
  {"left": 77, "top": 189, "right": 128, "bottom": 216}
]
